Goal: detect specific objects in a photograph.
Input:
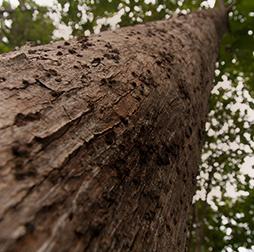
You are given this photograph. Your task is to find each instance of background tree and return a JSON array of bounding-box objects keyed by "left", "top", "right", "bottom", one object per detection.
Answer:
[{"left": 0, "top": 0, "right": 253, "bottom": 251}]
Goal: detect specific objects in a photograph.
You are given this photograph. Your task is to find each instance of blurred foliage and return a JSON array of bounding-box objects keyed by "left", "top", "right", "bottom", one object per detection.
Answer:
[
  {"left": 0, "top": 0, "right": 253, "bottom": 251},
  {"left": 0, "top": 0, "right": 54, "bottom": 52}
]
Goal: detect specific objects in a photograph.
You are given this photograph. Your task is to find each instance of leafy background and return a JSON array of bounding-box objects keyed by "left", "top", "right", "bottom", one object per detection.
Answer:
[{"left": 0, "top": 0, "right": 253, "bottom": 251}]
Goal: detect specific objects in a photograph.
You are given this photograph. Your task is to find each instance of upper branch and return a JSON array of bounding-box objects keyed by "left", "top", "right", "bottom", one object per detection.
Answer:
[{"left": 215, "top": 0, "right": 234, "bottom": 13}]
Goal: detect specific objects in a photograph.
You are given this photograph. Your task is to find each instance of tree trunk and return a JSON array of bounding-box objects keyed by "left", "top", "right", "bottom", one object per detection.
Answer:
[{"left": 0, "top": 7, "right": 228, "bottom": 252}]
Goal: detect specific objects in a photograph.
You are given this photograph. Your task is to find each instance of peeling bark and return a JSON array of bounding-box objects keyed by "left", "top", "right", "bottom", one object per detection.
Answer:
[{"left": 0, "top": 8, "right": 227, "bottom": 252}]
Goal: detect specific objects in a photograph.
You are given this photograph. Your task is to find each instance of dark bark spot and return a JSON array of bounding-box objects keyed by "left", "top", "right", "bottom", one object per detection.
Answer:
[
  {"left": 78, "top": 37, "right": 93, "bottom": 48},
  {"left": 143, "top": 189, "right": 160, "bottom": 202},
  {"left": 90, "top": 223, "right": 105, "bottom": 237},
  {"left": 88, "top": 101, "right": 95, "bottom": 111},
  {"left": 176, "top": 166, "right": 181, "bottom": 176},
  {"left": 155, "top": 59, "right": 162, "bottom": 65},
  {"left": 131, "top": 82, "right": 137, "bottom": 89},
  {"left": 192, "top": 175, "right": 196, "bottom": 185},
  {"left": 75, "top": 226, "right": 86, "bottom": 238},
  {"left": 168, "top": 143, "right": 179, "bottom": 158},
  {"left": 56, "top": 51, "right": 63, "bottom": 56},
  {"left": 157, "top": 28, "right": 166, "bottom": 34},
  {"left": 105, "top": 42, "right": 112, "bottom": 49},
  {"left": 139, "top": 72, "right": 156, "bottom": 87},
  {"left": 102, "top": 190, "right": 117, "bottom": 205},
  {"left": 48, "top": 170, "right": 64, "bottom": 184},
  {"left": 100, "top": 77, "right": 117, "bottom": 87},
  {"left": 120, "top": 116, "right": 128, "bottom": 126},
  {"left": 166, "top": 224, "right": 171, "bottom": 233},
  {"left": 12, "top": 143, "right": 30, "bottom": 157},
  {"left": 14, "top": 168, "right": 37, "bottom": 181},
  {"left": 198, "top": 128, "right": 204, "bottom": 139},
  {"left": 111, "top": 48, "right": 120, "bottom": 54},
  {"left": 105, "top": 131, "right": 116, "bottom": 145},
  {"left": 132, "top": 177, "right": 141, "bottom": 186},
  {"left": 64, "top": 41, "right": 70, "bottom": 46},
  {"left": 91, "top": 57, "right": 103, "bottom": 67},
  {"left": 131, "top": 71, "right": 138, "bottom": 77},
  {"left": 48, "top": 69, "right": 58, "bottom": 76},
  {"left": 144, "top": 210, "right": 156, "bottom": 222},
  {"left": 68, "top": 48, "right": 76, "bottom": 54},
  {"left": 100, "top": 78, "right": 107, "bottom": 85},
  {"left": 77, "top": 35, "right": 88, "bottom": 43},
  {"left": 28, "top": 49, "right": 36, "bottom": 54},
  {"left": 0, "top": 77, "right": 6, "bottom": 82},
  {"left": 119, "top": 144, "right": 125, "bottom": 152},
  {"left": 114, "top": 159, "right": 129, "bottom": 178},
  {"left": 132, "top": 92, "right": 141, "bottom": 101},
  {"left": 103, "top": 51, "right": 120, "bottom": 63},
  {"left": 139, "top": 83, "right": 147, "bottom": 96},
  {"left": 14, "top": 112, "right": 41, "bottom": 127},
  {"left": 22, "top": 79, "right": 31, "bottom": 88},
  {"left": 50, "top": 90, "right": 63, "bottom": 97},
  {"left": 115, "top": 159, "right": 126, "bottom": 169},
  {"left": 156, "top": 147, "right": 170, "bottom": 166},
  {"left": 185, "top": 126, "right": 192, "bottom": 138},
  {"left": 158, "top": 51, "right": 174, "bottom": 65},
  {"left": 147, "top": 30, "right": 156, "bottom": 36},
  {"left": 69, "top": 212, "right": 74, "bottom": 221},
  {"left": 138, "top": 145, "right": 150, "bottom": 165},
  {"left": 81, "top": 42, "right": 94, "bottom": 49},
  {"left": 25, "top": 222, "right": 35, "bottom": 233},
  {"left": 178, "top": 80, "right": 190, "bottom": 100}
]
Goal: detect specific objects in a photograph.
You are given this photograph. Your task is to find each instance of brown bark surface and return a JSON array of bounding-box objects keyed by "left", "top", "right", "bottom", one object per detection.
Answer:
[{"left": 0, "top": 8, "right": 227, "bottom": 252}]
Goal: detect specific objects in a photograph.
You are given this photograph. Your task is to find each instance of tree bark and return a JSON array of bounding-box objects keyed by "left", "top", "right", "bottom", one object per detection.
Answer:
[{"left": 0, "top": 7, "right": 228, "bottom": 252}]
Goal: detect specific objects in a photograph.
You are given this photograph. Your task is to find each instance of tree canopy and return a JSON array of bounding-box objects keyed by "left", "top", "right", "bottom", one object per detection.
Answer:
[{"left": 0, "top": 0, "right": 253, "bottom": 251}]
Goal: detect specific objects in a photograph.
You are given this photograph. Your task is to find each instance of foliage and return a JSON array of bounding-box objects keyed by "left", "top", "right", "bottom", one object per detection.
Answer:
[
  {"left": 191, "top": 194, "right": 254, "bottom": 252},
  {"left": 0, "top": 0, "right": 253, "bottom": 251},
  {"left": 0, "top": 0, "right": 54, "bottom": 52}
]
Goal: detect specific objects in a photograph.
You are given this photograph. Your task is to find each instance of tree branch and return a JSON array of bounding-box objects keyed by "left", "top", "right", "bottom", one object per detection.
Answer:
[
  {"left": 226, "top": 1, "right": 235, "bottom": 12},
  {"left": 215, "top": 0, "right": 235, "bottom": 13},
  {"left": 217, "top": 0, "right": 225, "bottom": 10}
]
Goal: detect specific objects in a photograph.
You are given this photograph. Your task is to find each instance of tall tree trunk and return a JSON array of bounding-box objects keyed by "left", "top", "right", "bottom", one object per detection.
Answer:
[{"left": 0, "top": 7, "right": 228, "bottom": 252}]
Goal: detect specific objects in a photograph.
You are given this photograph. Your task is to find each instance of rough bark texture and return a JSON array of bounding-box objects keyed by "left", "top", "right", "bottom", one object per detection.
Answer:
[{"left": 0, "top": 8, "right": 227, "bottom": 252}]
